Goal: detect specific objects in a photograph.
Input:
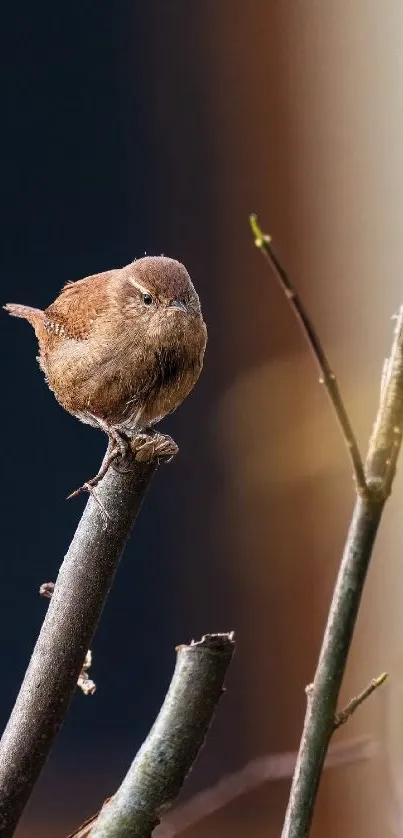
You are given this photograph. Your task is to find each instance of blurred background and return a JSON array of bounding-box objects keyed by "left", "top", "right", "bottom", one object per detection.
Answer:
[{"left": 2, "top": 2, "right": 403, "bottom": 836}]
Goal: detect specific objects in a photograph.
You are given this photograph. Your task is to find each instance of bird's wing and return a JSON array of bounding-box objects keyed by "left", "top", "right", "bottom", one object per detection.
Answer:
[{"left": 44, "top": 271, "right": 114, "bottom": 341}]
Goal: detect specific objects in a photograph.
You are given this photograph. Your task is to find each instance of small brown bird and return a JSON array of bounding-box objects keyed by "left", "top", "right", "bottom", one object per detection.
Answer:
[{"left": 5, "top": 255, "right": 207, "bottom": 493}]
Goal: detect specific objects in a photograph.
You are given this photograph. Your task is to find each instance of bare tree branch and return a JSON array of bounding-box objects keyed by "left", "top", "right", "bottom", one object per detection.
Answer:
[
  {"left": 280, "top": 308, "right": 403, "bottom": 836},
  {"left": 66, "top": 633, "right": 234, "bottom": 838},
  {"left": 250, "top": 218, "right": 403, "bottom": 837},
  {"left": 249, "top": 214, "right": 367, "bottom": 493},
  {"left": 0, "top": 432, "right": 177, "bottom": 838}
]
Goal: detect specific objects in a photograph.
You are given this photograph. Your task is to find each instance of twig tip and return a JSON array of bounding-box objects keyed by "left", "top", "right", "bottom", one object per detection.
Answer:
[
  {"left": 249, "top": 214, "right": 271, "bottom": 249},
  {"left": 373, "top": 671, "right": 388, "bottom": 687}
]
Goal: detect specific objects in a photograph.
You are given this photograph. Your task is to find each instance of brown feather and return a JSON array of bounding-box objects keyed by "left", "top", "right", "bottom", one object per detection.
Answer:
[{"left": 44, "top": 271, "right": 113, "bottom": 341}]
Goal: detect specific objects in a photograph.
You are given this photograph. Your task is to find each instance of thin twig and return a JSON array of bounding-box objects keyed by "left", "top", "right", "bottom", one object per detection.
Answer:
[
  {"left": 280, "top": 306, "right": 403, "bottom": 838},
  {"left": 333, "top": 672, "right": 388, "bottom": 730},
  {"left": 0, "top": 432, "right": 178, "bottom": 838},
  {"left": 249, "top": 214, "right": 367, "bottom": 493},
  {"left": 83, "top": 633, "right": 235, "bottom": 838}
]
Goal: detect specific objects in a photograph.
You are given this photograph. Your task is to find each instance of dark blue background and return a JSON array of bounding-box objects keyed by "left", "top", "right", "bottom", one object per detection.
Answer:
[{"left": 1, "top": 4, "right": 243, "bottom": 834}]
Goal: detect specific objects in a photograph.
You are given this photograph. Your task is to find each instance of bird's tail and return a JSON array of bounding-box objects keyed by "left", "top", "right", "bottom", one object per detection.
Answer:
[{"left": 3, "top": 303, "right": 45, "bottom": 334}]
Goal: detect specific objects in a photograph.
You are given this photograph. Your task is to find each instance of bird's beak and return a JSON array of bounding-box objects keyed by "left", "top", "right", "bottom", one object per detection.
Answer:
[{"left": 170, "top": 300, "right": 187, "bottom": 312}]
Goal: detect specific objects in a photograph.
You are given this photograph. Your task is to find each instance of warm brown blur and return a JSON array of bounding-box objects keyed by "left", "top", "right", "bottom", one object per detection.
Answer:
[{"left": 144, "top": 3, "right": 403, "bottom": 838}]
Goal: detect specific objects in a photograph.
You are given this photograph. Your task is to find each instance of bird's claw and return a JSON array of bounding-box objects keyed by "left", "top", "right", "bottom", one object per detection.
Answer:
[
  {"left": 66, "top": 481, "right": 111, "bottom": 523},
  {"left": 66, "top": 431, "right": 177, "bottom": 518},
  {"left": 131, "top": 431, "right": 178, "bottom": 463}
]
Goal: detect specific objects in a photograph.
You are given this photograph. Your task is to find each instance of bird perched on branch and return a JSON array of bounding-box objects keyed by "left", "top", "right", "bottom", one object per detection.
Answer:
[{"left": 5, "top": 255, "right": 207, "bottom": 496}]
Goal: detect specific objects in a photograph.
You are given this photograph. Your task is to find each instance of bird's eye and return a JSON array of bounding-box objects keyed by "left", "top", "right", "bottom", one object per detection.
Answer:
[{"left": 142, "top": 293, "right": 153, "bottom": 306}]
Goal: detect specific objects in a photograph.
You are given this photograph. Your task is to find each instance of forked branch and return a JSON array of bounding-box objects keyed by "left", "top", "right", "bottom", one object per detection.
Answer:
[{"left": 251, "top": 216, "right": 403, "bottom": 838}]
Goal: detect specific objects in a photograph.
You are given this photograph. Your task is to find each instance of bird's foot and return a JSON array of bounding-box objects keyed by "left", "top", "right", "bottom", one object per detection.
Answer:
[
  {"left": 108, "top": 428, "right": 130, "bottom": 459},
  {"left": 66, "top": 430, "right": 177, "bottom": 510},
  {"left": 67, "top": 427, "right": 131, "bottom": 500},
  {"left": 131, "top": 430, "right": 178, "bottom": 463},
  {"left": 107, "top": 430, "right": 134, "bottom": 474}
]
